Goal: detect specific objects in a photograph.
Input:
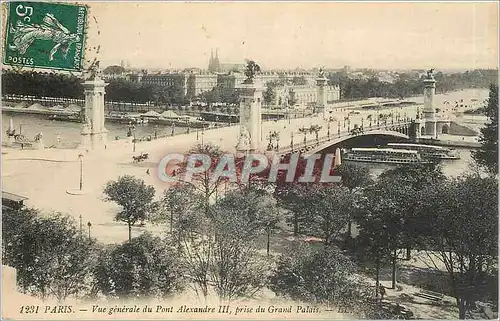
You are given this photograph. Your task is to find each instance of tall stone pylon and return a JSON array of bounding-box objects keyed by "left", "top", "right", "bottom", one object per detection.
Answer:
[
  {"left": 236, "top": 78, "right": 264, "bottom": 153},
  {"left": 422, "top": 69, "right": 437, "bottom": 138},
  {"left": 81, "top": 68, "right": 108, "bottom": 150},
  {"left": 316, "top": 69, "right": 328, "bottom": 116}
]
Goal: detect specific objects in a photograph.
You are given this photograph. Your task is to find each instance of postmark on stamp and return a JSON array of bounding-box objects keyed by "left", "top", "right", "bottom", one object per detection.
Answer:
[{"left": 3, "top": 1, "right": 88, "bottom": 71}]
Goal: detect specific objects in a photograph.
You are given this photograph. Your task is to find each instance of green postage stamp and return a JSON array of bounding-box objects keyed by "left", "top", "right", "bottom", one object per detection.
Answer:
[{"left": 3, "top": 1, "right": 88, "bottom": 71}]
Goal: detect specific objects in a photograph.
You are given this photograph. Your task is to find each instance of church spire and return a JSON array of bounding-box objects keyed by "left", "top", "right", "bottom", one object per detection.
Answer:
[
  {"left": 214, "top": 48, "right": 220, "bottom": 72},
  {"left": 208, "top": 49, "right": 214, "bottom": 72}
]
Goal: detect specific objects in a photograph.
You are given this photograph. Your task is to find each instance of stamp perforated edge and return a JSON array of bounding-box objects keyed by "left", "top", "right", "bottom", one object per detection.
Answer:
[{"left": 1, "top": 1, "right": 91, "bottom": 73}]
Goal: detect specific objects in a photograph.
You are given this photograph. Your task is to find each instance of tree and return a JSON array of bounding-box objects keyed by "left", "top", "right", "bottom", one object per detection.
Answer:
[
  {"left": 415, "top": 175, "right": 498, "bottom": 319},
  {"left": 308, "top": 124, "right": 322, "bottom": 144},
  {"left": 269, "top": 244, "right": 374, "bottom": 317},
  {"left": 243, "top": 60, "right": 261, "bottom": 84},
  {"left": 214, "top": 188, "right": 281, "bottom": 255},
  {"left": 263, "top": 83, "right": 277, "bottom": 106},
  {"left": 209, "top": 195, "right": 270, "bottom": 302},
  {"left": 154, "top": 183, "right": 202, "bottom": 235},
  {"left": 2, "top": 208, "right": 99, "bottom": 301},
  {"left": 334, "top": 163, "right": 373, "bottom": 239},
  {"left": 273, "top": 153, "right": 341, "bottom": 236},
  {"left": 357, "top": 163, "right": 446, "bottom": 292},
  {"left": 472, "top": 84, "right": 498, "bottom": 175},
  {"left": 103, "top": 175, "right": 156, "bottom": 241},
  {"left": 103, "top": 65, "right": 125, "bottom": 75},
  {"left": 299, "top": 185, "right": 353, "bottom": 246},
  {"left": 187, "top": 143, "right": 225, "bottom": 214},
  {"left": 93, "top": 233, "right": 183, "bottom": 299},
  {"left": 171, "top": 189, "right": 271, "bottom": 302}
]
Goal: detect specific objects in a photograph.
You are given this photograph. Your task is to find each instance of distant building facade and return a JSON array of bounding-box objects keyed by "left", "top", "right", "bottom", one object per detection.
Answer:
[
  {"left": 129, "top": 71, "right": 218, "bottom": 99},
  {"left": 272, "top": 84, "right": 340, "bottom": 107},
  {"left": 217, "top": 72, "right": 246, "bottom": 101},
  {"left": 187, "top": 72, "right": 218, "bottom": 97}
]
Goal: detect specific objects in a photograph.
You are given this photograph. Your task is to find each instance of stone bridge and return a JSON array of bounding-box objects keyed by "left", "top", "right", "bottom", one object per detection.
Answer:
[{"left": 274, "top": 120, "right": 415, "bottom": 155}]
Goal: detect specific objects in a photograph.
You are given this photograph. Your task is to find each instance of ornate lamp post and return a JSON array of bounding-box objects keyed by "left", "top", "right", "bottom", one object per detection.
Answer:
[
  {"left": 78, "top": 153, "right": 84, "bottom": 191},
  {"left": 133, "top": 127, "right": 136, "bottom": 152},
  {"left": 291, "top": 132, "right": 294, "bottom": 152},
  {"left": 87, "top": 221, "right": 92, "bottom": 239}
]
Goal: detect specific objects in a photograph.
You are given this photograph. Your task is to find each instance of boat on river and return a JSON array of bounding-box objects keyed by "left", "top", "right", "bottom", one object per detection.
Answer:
[
  {"left": 105, "top": 113, "right": 147, "bottom": 124},
  {"left": 343, "top": 147, "right": 433, "bottom": 165},
  {"left": 386, "top": 143, "right": 460, "bottom": 160},
  {"left": 48, "top": 114, "right": 81, "bottom": 123}
]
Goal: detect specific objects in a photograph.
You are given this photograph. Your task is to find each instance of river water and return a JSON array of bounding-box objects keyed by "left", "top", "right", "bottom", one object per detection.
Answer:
[{"left": 1, "top": 111, "right": 192, "bottom": 149}]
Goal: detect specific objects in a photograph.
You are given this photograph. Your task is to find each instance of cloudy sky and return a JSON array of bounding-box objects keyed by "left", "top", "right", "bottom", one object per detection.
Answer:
[{"left": 85, "top": 2, "right": 498, "bottom": 70}]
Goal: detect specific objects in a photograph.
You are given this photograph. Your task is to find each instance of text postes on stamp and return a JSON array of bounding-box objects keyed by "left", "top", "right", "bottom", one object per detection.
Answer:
[{"left": 3, "top": 1, "right": 88, "bottom": 71}]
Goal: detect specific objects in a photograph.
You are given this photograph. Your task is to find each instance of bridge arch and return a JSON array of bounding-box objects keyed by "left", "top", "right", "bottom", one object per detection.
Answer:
[{"left": 298, "top": 130, "right": 411, "bottom": 155}]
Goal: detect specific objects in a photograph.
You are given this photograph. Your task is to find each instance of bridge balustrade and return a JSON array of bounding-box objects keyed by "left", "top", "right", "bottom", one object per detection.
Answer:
[{"left": 276, "top": 120, "right": 413, "bottom": 155}]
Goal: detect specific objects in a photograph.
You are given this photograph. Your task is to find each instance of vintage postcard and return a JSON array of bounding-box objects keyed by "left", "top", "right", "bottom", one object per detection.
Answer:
[{"left": 1, "top": 1, "right": 498, "bottom": 320}]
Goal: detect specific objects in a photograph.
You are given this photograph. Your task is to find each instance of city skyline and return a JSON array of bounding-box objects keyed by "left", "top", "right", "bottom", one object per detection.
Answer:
[{"left": 86, "top": 2, "right": 498, "bottom": 71}]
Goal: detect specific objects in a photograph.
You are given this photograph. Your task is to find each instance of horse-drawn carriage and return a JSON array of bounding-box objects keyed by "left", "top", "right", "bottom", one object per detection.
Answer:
[{"left": 133, "top": 153, "right": 149, "bottom": 163}]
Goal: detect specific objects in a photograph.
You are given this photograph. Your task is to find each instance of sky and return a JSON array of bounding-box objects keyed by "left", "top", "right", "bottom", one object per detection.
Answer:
[{"left": 84, "top": 2, "right": 498, "bottom": 70}]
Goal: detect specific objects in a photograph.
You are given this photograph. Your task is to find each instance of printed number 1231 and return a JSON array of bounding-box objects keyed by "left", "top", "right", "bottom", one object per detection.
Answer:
[{"left": 20, "top": 306, "right": 40, "bottom": 314}]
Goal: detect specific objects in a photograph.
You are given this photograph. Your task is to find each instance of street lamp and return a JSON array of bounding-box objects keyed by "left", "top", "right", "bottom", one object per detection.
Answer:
[
  {"left": 154, "top": 125, "right": 158, "bottom": 139},
  {"left": 291, "top": 132, "right": 294, "bottom": 152},
  {"left": 78, "top": 153, "right": 84, "bottom": 191},
  {"left": 87, "top": 221, "right": 92, "bottom": 239},
  {"left": 133, "top": 127, "right": 136, "bottom": 152}
]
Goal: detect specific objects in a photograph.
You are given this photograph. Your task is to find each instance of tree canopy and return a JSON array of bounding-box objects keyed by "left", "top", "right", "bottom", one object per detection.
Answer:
[
  {"left": 103, "top": 175, "right": 156, "bottom": 240},
  {"left": 472, "top": 83, "right": 498, "bottom": 175},
  {"left": 93, "top": 233, "right": 183, "bottom": 299},
  {"left": 2, "top": 208, "right": 99, "bottom": 301}
]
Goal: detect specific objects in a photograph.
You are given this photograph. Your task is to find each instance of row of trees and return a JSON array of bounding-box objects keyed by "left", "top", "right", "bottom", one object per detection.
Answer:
[
  {"left": 4, "top": 158, "right": 496, "bottom": 318},
  {"left": 5, "top": 69, "right": 496, "bottom": 107},
  {"left": 1, "top": 70, "right": 189, "bottom": 105},
  {"left": 3, "top": 164, "right": 497, "bottom": 318},
  {"left": 327, "top": 69, "right": 498, "bottom": 100}
]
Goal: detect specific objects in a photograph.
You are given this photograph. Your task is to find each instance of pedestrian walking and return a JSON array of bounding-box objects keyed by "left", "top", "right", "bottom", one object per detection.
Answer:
[{"left": 146, "top": 169, "right": 150, "bottom": 175}]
